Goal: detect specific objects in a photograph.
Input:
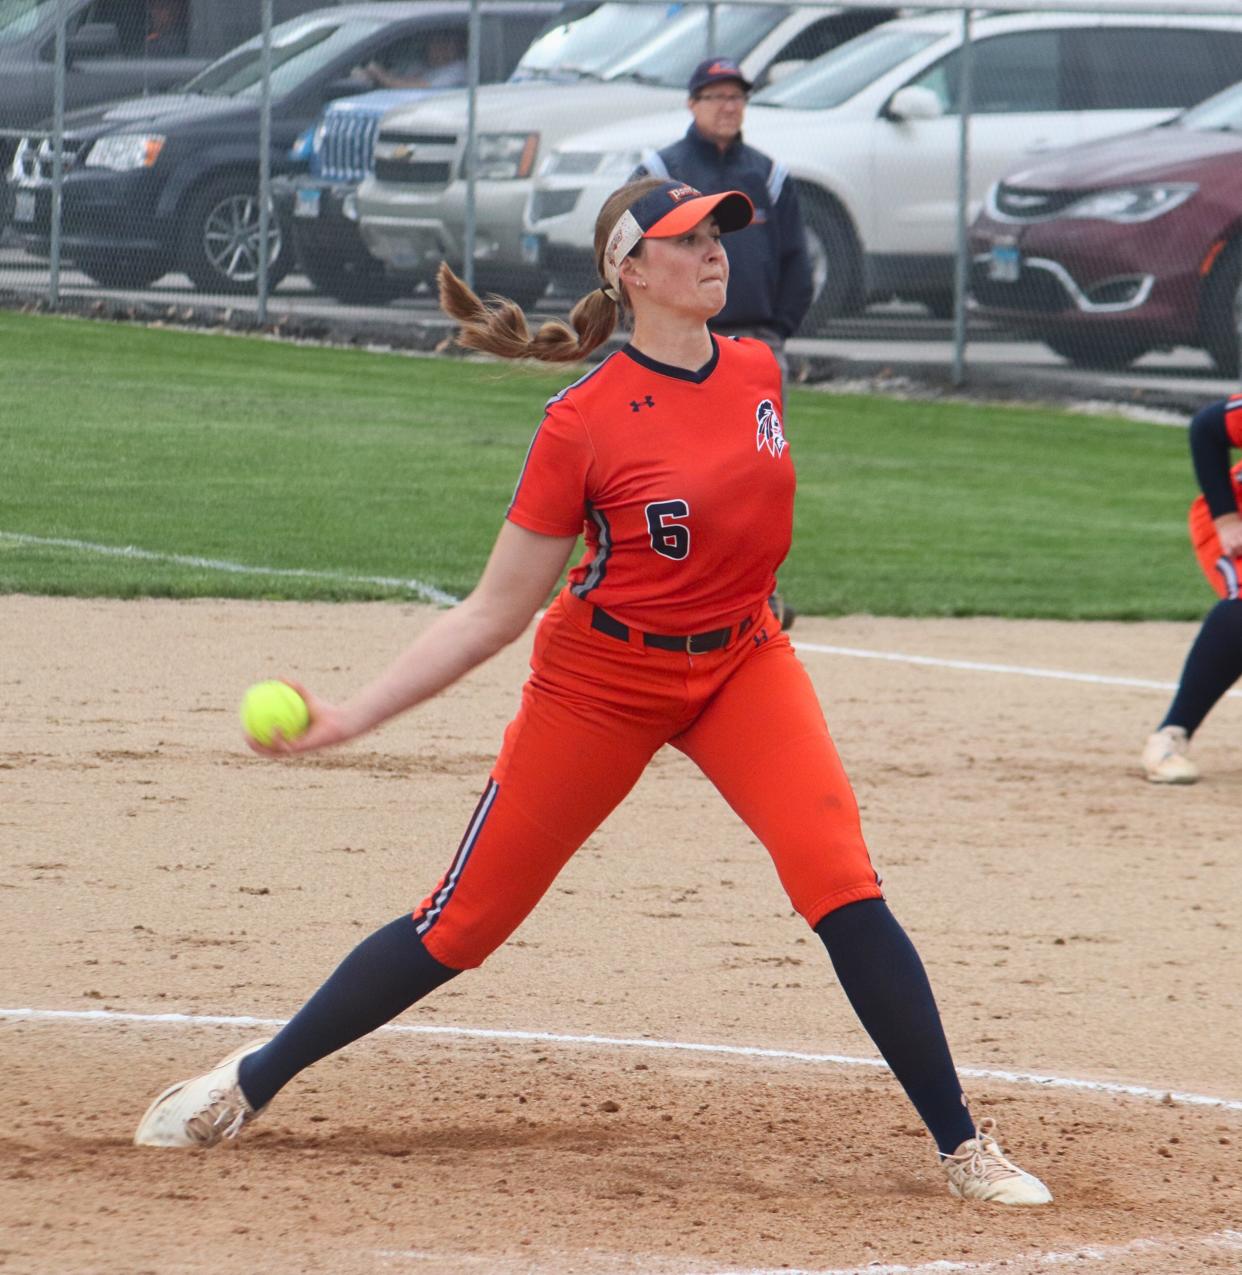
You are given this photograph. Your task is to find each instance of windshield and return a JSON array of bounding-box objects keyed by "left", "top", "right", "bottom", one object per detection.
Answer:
[
  {"left": 1179, "top": 78, "right": 1242, "bottom": 132},
  {"left": 180, "top": 16, "right": 388, "bottom": 98},
  {"left": 513, "top": 2, "right": 671, "bottom": 81},
  {"left": 0, "top": 0, "right": 53, "bottom": 42},
  {"left": 605, "top": 4, "right": 787, "bottom": 87},
  {"left": 752, "top": 27, "right": 941, "bottom": 110}
]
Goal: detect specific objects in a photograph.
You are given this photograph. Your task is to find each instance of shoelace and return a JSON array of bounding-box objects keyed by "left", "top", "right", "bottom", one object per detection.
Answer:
[
  {"left": 184, "top": 1083, "right": 250, "bottom": 1145},
  {"left": 945, "top": 1118, "right": 1026, "bottom": 1184}
]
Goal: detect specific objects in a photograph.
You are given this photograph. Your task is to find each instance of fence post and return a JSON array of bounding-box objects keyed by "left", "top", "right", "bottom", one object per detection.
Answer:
[
  {"left": 257, "top": 0, "right": 274, "bottom": 325},
  {"left": 951, "top": 5, "right": 974, "bottom": 388},
  {"left": 49, "top": 0, "right": 67, "bottom": 309},
  {"left": 463, "top": 0, "right": 482, "bottom": 291}
]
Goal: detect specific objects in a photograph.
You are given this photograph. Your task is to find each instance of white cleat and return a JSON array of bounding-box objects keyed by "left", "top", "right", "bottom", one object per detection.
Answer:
[
  {"left": 942, "top": 1118, "right": 1053, "bottom": 1205},
  {"left": 134, "top": 1039, "right": 269, "bottom": 1148},
  {"left": 1141, "top": 726, "right": 1200, "bottom": 785}
]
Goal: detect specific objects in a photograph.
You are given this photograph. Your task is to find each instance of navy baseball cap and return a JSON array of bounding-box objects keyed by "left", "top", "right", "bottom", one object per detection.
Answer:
[
  {"left": 688, "top": 56, "right": 752, "bottom": 96},
  {"left": 603, "top": 180, "right": 754, "bottom": 291}
]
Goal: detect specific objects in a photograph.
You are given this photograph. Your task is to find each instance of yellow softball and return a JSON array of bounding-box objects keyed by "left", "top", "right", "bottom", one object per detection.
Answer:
[{"left": 239, "top": 680, "right": 309, "bottom": 747}]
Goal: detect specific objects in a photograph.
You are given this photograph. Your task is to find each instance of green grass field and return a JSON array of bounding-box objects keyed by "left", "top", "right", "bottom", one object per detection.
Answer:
[{"left": 0, "top": 310, "right": 1210, "bottom": 619}]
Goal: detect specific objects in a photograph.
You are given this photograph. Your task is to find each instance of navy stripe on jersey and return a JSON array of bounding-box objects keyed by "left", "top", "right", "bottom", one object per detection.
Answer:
[
  {"left": 544, "top": 348, "right": 621, "bottom": 410},
  {"left": 570, "top": 502, "right": 612, "bottom": 598},
  {"left": 414, "top": 779, "right": 499, "bottom": 937}
]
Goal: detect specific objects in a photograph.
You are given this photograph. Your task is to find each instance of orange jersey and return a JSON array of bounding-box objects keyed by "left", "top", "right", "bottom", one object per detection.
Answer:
[
  {"left": 507, "top": 335, "right": 793, "bottom": 633},
  {"left": 1188, "top": 395, "right": 1242, "bottom": 597}
]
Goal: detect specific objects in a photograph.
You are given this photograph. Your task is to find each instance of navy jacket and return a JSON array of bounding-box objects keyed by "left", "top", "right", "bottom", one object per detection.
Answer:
[{"left": 632, "top": 125, "right": 813, "bottom": 338}]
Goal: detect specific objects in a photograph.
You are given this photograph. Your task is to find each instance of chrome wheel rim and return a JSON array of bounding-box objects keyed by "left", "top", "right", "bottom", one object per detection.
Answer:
[{"left": 202, "top": 192, "right": 280, "bottom": 284}]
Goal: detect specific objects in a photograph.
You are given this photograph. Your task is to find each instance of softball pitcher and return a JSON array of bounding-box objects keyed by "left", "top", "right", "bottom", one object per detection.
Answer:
[
  {"left": 1143, "top": 394, "right": 1242, "bottom": 783},
  {"left": 134, "top": 178, "right": 1051, "bottom": 1206}
]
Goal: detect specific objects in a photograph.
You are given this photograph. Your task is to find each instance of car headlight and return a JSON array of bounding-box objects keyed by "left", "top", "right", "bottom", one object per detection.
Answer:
[
  {"left": 1066, "top": 184, "right": 1197, "bottom": 223},
  {"left": 541, "top": 148, "right": 646, "bottom": 180},
  {"left": 467, "top": 133, "right": 539, "bottom": 181},
  {"left": 84, "top": 134, "right": 165, "bottom": 171}
]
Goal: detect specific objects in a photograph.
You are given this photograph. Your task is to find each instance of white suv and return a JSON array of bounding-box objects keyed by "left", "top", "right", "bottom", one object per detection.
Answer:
[
  {"left": 527, "top": 9, "right": 1242, "bottom": 325},
  {"left": 355, "top": 1, "right": 897, "bottom": 307}
]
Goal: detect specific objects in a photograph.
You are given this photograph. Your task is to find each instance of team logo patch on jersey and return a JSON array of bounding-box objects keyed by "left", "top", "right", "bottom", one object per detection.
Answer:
[{"left": 755, "top": 399, "right": 786, "bottom": 457}]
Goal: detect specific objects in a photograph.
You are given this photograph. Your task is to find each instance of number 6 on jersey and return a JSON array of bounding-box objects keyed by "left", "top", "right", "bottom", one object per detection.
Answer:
[{"left": 645, "top": 499, "right": 691, "bottom": 560}]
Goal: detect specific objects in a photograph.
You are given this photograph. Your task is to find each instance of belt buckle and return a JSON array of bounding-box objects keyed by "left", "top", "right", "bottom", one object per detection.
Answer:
[{"left": 687, "top": 630, "right": 715, "bottom": 654}]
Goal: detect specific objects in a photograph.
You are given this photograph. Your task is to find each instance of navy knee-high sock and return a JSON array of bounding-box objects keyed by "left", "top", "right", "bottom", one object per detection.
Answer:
[
  {"left": 1161, "top": 598, "right": 1242, "bottom": 737},
  {"left": 815, "top": 898, "right": 973, "bottom": 1157},
  {"left": 238, "top": 915, "right": 459, "bottom": 1111}
]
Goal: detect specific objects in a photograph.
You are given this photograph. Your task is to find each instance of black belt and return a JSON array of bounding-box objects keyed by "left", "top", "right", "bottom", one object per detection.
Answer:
[{"left": 591, "top": 605, "right": 752, "bottom": 653}]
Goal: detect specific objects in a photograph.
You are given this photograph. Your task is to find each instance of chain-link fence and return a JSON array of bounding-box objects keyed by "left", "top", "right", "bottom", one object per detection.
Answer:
[{"left": 5, "top": 0, "right": 1242, "bottom": 385}]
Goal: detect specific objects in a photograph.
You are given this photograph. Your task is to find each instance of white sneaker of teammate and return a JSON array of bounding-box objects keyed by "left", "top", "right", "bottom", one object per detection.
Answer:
[
  {"left": 1141, "top": 725, "right": 1200, "bottom": 785},
  {"left": 941, "top": 1118, "right": 1053, "bottom": 1205},
  {"left": 134, "top": 1039, "right": 269, "bottom": 1148}
]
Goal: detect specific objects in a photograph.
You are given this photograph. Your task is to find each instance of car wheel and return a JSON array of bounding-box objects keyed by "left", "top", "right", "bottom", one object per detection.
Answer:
[
  {"left": 77, "top": 254, "right": 168, "bottom": 290},
  {"left": 1202, "top": 241, "right": 1242, "bottom": 378},
  {"left": 299, "top": 249, "right": 404, "bottom": 306},
  {"left": 179, "top": 175, "right": 290, "bottom": 294},
  {"left": 798, "top": 186, "right": 863, "bottom": 334},
  {"left": 1044, "top": 333, "right": 1151, "bottom": 370}
]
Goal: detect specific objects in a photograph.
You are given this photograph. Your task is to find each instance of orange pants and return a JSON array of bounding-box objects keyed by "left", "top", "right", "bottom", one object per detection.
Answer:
[
  {"left": 412, "top": 591, "right": 883, "bottom": 970},
  {"left": 1190, "top": 493, "right": 1242, "bottom": 598}
]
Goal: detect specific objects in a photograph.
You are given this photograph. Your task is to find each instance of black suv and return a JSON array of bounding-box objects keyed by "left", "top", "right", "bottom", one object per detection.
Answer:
[{"left": 5, "top": 2, "right": 521, "bottom": 293}]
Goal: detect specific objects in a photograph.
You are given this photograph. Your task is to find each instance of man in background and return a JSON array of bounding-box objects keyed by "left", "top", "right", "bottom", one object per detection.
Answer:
[{"left": 633, "top": 56, "right": 812, "bottom": 630}]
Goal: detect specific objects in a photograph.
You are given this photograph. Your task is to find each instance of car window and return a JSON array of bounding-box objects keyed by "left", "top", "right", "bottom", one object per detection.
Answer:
[
  {"left": 69, "top": 0, "right": 188, "bottom": 57},
  {"left": 910, "top": 32, "right": 1061, "bottom": 115},
  {"left": 0, "top": 0, "right": 55, "bottom": 42},
  {"left": 752, "top": 27, "right": 941, "bottom": 110},
  {"left": 769, "top": 9, "right": 896, "bottom": 66},
  {"left": 604, "top": 4, "right": 788, "bottom": 87},
  {"left": 512, "top": 1, "right": 668, "bottom": 80},
  {"left": 1068, "top": 28, "right": 1242, "bottom": 111},
  {"left": 180, "top": 16, "right": 387, "bottom": 98}
]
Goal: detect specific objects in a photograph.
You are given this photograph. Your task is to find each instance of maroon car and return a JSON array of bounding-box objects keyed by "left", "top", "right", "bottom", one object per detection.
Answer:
[{"left": 969, "top": 80, "right": 1242, "bottom": 374}]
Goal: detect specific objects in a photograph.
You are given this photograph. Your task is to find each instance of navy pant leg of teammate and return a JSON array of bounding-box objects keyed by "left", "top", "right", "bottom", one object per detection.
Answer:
[{"left": 1160, "top": 597, "right": 1242, "bottom": 737}]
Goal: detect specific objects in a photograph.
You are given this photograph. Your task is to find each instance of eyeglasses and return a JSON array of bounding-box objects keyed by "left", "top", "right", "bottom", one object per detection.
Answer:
[{"left": 695, "top": 91, "right": 747, "bottom": 104}]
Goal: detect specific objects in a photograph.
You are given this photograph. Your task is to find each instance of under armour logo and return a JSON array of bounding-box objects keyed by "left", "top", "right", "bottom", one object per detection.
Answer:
[
  {"left": 630, "top": 396, "right": 655, "bottom": 412},
  {"left": 752, "top": 626, "right": 770, "bottom": 647}
]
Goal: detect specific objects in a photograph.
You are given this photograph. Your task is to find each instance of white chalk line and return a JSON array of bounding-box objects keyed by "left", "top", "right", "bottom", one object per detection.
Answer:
[
  {"left": 3, "top": 1006, "right": 1240, "bottom": 1113},
  {"left": 0, "top": 531, "right": 457, "bottom": 607},
  {"left": 3, "top": 529, "right": 1225, "bottom": 697}
]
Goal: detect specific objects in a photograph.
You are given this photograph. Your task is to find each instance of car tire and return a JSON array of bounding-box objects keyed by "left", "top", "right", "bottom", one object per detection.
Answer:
[
  {"left": 1202, "top": 241, "right": 1242, "bottom": 378},
  {"left": 77, "top": 254, "right": 168, "bottom": 290},
  {"left": 1044, "top": 333, "right": 1151, "bottom": 370},
  {"left": 798, "top": 186, "right": 863, "bottom": 334},
  {"left": 179, "top": 175, "right": 290, "bottom": 295},
  {"left": 299, "top": 249, "right": 404, "bottom": 306}
]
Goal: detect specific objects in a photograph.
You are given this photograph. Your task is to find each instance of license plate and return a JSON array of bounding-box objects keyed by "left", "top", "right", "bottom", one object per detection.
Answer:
[
  {"left": 988, "top": 242, "right": 1020, "bottom": 283},
  {"left": 521, "top": 232, "right": 543, "bottom": 266},
  {"left": 293, "top": 188, "right": 321, "bottom": 219},
  {"left": 13, "top": 190, "right": 36, "bottom": 223}
]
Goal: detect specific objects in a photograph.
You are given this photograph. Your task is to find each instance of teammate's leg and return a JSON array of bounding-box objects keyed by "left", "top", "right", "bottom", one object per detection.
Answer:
[{"left": 673, "top": 638, "right": 972, "bottom": 1155}]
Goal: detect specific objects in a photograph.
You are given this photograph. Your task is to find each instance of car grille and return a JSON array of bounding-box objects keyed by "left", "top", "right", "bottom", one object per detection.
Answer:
[
  {"left": 970, "top": 262, "right": 1073, "bottom": 313},
  {"left": 992, "top": 184, "right": 1083, "bottom": 222},
  {"left": 372, "top": 131, "right": 457, "bottom": 190},
  {"left": 10, "top": 135, "right": 87, "bottom": 181},
  {"left": 528, "top": 188, "right": 581, "bottom": 223},
  {"left": 319, "top": 110, "right": 382, "bottom": 184}
]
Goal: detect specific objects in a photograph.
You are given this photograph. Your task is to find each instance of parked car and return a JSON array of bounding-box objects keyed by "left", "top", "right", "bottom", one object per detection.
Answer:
[
  {"left": 5, "top": 3, "right": 508, "bottom": 293},
  {"left": 969, "top": 79, "right": 1242, "bottom": 375},
  {"left": 355, "top": 2, "right": 899, "bottom": 308},
  {"left": 272, "top": 2, "right": 568, "bottom": 305},
  {"left": 528, "top": 9, "right": 1242, "bottom": 329},
  {"left": 0, "top": 0, "right": 330, "bottom": 170}
]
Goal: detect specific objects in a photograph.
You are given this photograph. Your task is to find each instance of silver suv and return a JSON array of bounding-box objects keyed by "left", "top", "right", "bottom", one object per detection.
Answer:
[{"left": 356, "top": 2, "right": 897, "bottom": 306}]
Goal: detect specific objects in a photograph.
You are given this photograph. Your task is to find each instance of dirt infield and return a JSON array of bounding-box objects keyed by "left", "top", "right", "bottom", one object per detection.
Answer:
[{"left": 2, "top": 596, "right": 1240, "bottom": 1275}]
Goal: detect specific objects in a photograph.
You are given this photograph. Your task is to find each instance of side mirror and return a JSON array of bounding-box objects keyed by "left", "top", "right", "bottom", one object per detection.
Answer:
[
  {"left": 762, "top": 59, "right": 804, "bottom": 86},
  {"left": 66, "top": 22, "right": 121, "bottom": 63},
  {"left": 884, "top": 85, "right": 944, "bottom": 121}
]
